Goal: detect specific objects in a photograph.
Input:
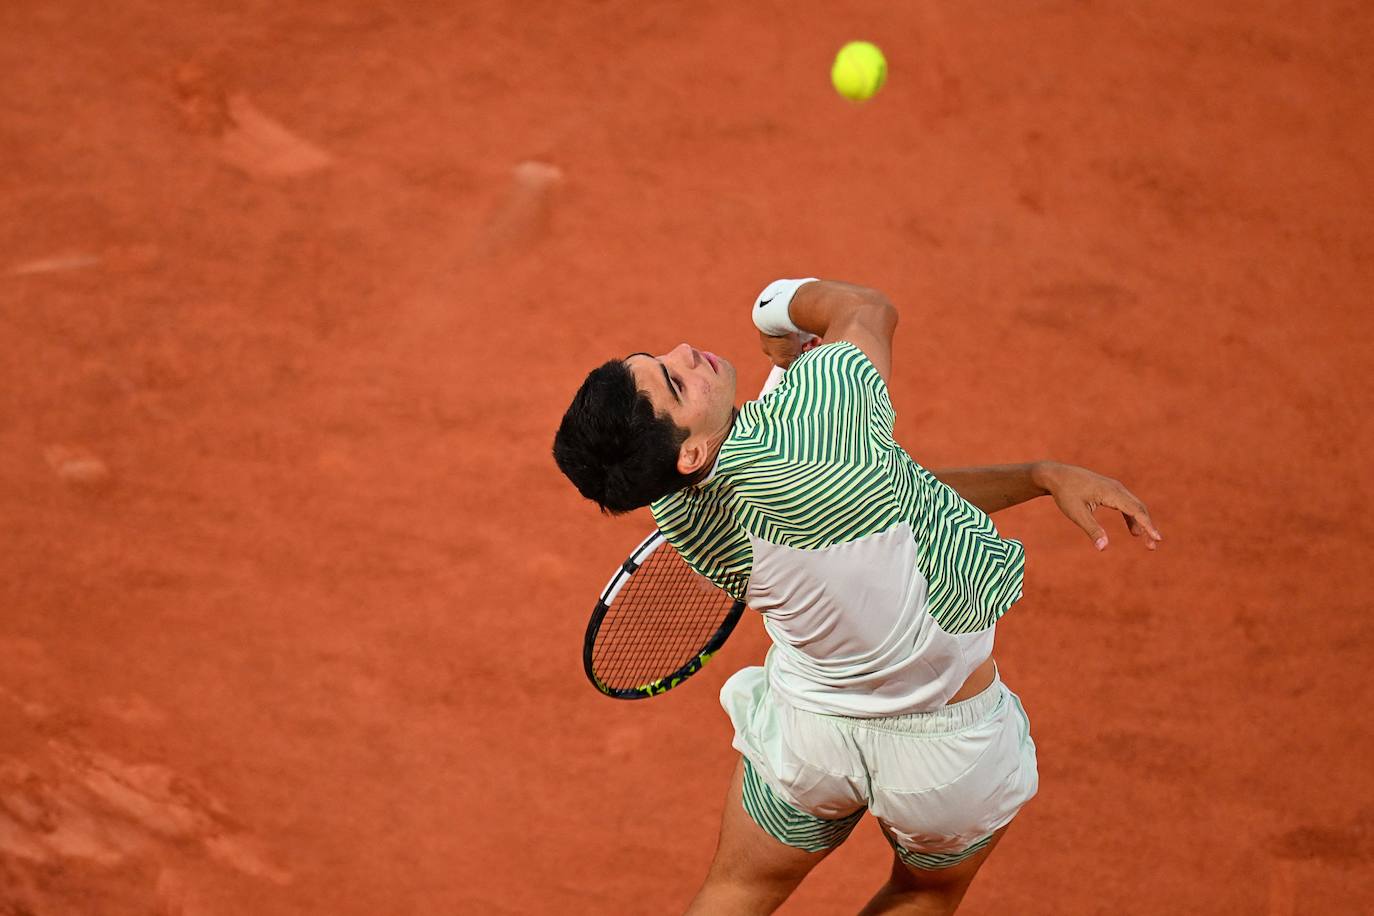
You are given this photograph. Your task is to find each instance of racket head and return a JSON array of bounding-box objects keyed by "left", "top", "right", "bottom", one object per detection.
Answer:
[{"left": 584, "top": 529, "right": 745, "bottom": 699}]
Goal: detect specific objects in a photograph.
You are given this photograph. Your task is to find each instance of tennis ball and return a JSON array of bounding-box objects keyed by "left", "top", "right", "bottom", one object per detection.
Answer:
[{"left": 831, "top": 41, "right": 887, "bottom": 102}]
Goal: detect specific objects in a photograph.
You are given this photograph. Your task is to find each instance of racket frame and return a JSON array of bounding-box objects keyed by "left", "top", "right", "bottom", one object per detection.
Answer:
[
  {"left": 583, "top": 529, "right": 745, "bottom": 700},
  {"left": 582, "top": 359, "right": 799, "bottom": 699}
]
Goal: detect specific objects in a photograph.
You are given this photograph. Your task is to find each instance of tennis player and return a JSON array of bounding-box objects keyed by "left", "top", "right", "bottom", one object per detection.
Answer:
[{"left": 553, "top": 278, "right": 1161, "bottom": 915}]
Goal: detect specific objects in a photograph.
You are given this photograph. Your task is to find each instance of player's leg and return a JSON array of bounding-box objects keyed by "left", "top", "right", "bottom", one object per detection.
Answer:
[
  {"left": 855, "top": 671, "right": 1036, "bottom": 915},
  {"left": 857, "top": 823, "right": 1010, "bottom": 915},
  {"left": 684, "top": 756, "right": 860, "bottom": 915}
]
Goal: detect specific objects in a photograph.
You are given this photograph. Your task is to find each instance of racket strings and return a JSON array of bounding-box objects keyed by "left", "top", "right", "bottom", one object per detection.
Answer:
[{"left": 592, "top": 547, "right": 739, "bottom": 689}]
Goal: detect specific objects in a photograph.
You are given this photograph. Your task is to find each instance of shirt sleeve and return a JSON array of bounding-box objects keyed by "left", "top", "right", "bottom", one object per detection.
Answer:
[
  {"left": 650, "top": 489, "right": 753, "bottom": 602},
  {"left": 730, "top": 343, "right": 902, "bottom": 550},
  {"left": 765, "top": 342, "right": 895, "bottom": 463}
]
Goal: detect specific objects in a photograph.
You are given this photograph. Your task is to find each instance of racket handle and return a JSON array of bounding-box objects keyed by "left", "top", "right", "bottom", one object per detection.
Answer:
[{"left": 758, "top": 365, "right": 786, "bottom": 397}]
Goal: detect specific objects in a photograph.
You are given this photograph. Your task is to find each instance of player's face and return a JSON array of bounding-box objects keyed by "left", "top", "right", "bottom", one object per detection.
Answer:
[{"left": 625, "top": 344, "right": 737, "bottom": 471}]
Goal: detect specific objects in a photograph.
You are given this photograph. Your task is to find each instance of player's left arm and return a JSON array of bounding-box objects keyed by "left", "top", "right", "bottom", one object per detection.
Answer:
[{"left": 931, "top": 461, "right": 1162, "bottom": 551}]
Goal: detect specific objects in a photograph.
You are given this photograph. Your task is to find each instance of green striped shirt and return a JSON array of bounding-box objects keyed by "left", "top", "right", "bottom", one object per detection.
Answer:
[{"left": 651, "top": 342, "right": 1024, "bottom": 636}]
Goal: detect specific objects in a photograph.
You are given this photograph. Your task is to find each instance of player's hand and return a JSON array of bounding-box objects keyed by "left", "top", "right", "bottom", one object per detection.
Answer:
[
  {"left": 758, "top": 330, "right": 820, "bottom": 370},
  {"left": 1034, "top": 462, "right": 1163, "bottom": 552}
]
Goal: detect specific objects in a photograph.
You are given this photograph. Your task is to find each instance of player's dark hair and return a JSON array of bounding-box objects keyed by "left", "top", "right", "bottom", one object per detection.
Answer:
[{"left": 553, "top": 359, "right": 694, "bottom": 514}]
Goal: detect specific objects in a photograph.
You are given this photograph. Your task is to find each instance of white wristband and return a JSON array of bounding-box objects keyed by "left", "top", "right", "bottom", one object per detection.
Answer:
[{"left": 751, "top": 278, "right": 817, "bottom": 336}]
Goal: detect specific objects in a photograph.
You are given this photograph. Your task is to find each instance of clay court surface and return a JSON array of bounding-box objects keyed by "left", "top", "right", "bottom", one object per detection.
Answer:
[{"left": 2, "top": 2, "right": 1372, "bottom": 913}]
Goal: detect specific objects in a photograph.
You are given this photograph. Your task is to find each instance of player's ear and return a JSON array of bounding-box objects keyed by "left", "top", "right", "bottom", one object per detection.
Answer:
[{"left": 676, "top": 438, "right": 708, "bottom": 477}]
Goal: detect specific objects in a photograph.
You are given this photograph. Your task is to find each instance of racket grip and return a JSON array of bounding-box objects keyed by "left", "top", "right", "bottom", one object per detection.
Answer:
[{"left": 758, "top": 365, "right": 786, "bottom": 397}]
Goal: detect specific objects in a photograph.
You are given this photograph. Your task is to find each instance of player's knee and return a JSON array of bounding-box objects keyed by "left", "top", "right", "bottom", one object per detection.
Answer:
[
  {"left": 710, "top": 847, "right": 826, "bottom": 889},
  {"left": 868, "top": 868, "right": 972, "bottom": 915},
  {"left": 887, "top": 889, "right": 963, "bottom": 916}
]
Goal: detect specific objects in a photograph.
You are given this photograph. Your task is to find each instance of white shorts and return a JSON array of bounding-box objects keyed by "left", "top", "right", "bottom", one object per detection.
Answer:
[{"left": 721, "top": 662, "right": 1038, "bottom": 867}]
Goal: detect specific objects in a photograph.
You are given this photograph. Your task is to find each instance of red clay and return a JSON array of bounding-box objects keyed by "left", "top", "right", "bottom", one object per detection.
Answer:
[{"left": 1, "top": 2, "right": 1371, "bottom": 913}]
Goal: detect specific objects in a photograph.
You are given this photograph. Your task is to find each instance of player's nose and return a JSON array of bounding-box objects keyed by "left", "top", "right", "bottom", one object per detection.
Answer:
[{"left": 672, "top": 342, "right": 698, "bottom": 366}]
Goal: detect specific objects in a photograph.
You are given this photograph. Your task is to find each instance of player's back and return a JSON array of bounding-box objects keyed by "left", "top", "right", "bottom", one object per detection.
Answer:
[{"left": 654, "top": 343, "right": 1024, "bottom": 716}]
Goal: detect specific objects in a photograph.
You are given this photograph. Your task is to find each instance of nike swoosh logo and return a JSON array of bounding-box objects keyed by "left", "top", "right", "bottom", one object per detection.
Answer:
[{"left": 757, "top": 296, "right": 774, "bottom": 308}]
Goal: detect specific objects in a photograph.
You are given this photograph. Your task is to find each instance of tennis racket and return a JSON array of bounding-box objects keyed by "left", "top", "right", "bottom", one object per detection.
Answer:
[{"left": 583, "top": 363, "right": 789, "bottom": 699}]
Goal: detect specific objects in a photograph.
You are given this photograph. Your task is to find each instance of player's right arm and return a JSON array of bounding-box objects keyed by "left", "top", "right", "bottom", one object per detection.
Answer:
[{"left": 756, "top": 279, "right": 897, "bottom": 382}]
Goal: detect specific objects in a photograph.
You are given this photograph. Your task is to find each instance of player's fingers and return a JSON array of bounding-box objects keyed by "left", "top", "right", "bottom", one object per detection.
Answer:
[
  {"left": 1100, "top": 491, "right": 1162, "bottom": 547},
  {"left": 1066, "top": 503, "right": 1109, "bottom": 551},
  {"left": 1126, "top": 502, "right": 1161, "bottom": 542},
  {"left": 1122, "top": 513, "right": 1158, "bottom": 550}
]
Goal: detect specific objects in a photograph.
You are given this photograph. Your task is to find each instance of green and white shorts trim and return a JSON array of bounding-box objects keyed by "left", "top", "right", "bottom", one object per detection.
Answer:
[
  {"left": 741, "top": 757, "right": 864, "bottom": 852},
  {"left": 724, "top": 662, "right": 1038, "bottom": 865},
  {"left": 742, "top": 758, "right": 997, "bottom": 867},
  {"left": 747, "top": 758, "right": 994, "bottom": 867},
  {"left": 882, "top": 827, "right": 995, "bottom": 870}
]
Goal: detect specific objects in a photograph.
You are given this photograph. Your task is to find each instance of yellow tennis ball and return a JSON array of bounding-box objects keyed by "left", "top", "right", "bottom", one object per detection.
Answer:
[{"left": 831, "top": 41, "right": 887, "bottom": 102}]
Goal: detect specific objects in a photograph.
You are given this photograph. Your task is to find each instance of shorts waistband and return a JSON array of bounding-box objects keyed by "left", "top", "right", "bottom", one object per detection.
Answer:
[{"left": 819, "top": 674, "right": 1006, "bottom": 735}]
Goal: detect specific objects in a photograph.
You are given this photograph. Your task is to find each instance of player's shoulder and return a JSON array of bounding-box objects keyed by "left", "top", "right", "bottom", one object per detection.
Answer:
[
  {"left": 764, "top": 342, "right": 887, "bottom": 406},
  {"left": 789, "top": 341, "right": 883, "bottom": 383},
  {"left": 650, "top": 482, "right": 697, "bottom": 526},
  {"left": 651, "top": 470, "right": 739, "bottom": 530}
]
